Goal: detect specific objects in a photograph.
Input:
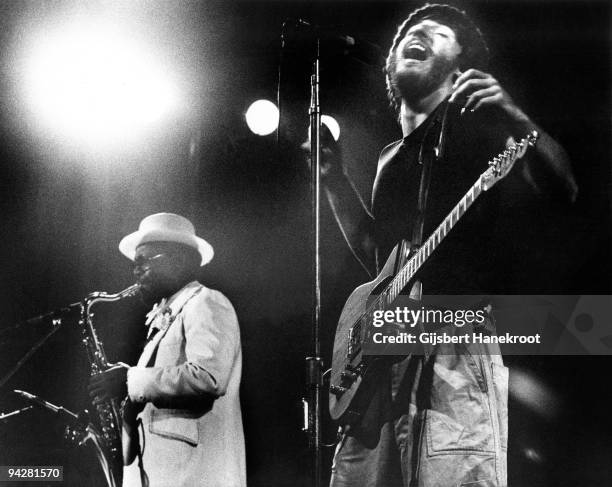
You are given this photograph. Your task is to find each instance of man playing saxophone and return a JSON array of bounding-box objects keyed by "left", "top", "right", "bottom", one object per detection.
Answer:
[{"left": 88, "top": 213, "right": 246, "bottom": 487}]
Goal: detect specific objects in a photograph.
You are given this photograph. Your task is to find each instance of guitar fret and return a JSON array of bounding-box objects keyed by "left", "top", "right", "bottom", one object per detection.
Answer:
[{"left": 403, "top": 182, "right": 484, "bottom": 298}]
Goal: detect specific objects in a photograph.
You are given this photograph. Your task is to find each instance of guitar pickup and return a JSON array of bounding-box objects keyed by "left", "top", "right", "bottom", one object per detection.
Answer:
[{"left": 330, "top": 384, "right": 347, "bottom": 396}]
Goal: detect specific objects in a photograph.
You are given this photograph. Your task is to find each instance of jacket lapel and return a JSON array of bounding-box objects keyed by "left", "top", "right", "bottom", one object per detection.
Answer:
[
  {"left": 137, "top": 324, "right": 172, "bottom": 367},
  {"left": 137, "top": 281, "right": 203, "bottom": 367}
]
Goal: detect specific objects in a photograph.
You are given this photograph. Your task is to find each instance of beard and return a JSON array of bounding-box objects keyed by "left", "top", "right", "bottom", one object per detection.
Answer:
[{"left": 391, "top": 53, "right": 459, "bottom": 103}]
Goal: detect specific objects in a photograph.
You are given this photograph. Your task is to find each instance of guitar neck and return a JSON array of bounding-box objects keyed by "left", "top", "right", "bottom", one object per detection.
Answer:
[{"left": 386, "top": 177, "right": 484, "bottom": 303}]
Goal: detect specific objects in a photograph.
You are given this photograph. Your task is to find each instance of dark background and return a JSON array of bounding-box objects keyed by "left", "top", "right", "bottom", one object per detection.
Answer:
[{"left": 0, "top": 1, "right": 610, "bottom": 486}]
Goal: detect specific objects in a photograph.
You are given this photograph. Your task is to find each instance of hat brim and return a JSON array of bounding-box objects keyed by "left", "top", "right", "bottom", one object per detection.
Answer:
[{"left": 119, "top": 229, "right": 214, "bottom": 266}]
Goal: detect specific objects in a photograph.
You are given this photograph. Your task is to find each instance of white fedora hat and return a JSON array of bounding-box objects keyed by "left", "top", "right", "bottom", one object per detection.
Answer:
[{"left": 119, "top": 213, "right": 214, "bottom": 266}]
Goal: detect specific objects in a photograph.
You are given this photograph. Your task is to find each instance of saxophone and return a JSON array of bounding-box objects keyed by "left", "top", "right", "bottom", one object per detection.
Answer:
[{"left": 79, "top": 284, "right": 140, "bottom": 487}]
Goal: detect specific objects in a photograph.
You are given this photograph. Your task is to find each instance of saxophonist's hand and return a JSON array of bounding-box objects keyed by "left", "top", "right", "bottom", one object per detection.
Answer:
[{"left": 88, "top": 363, "right": 130, "bottom": 403}]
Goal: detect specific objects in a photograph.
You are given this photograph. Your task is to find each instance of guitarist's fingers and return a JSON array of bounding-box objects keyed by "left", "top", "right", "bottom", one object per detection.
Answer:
[
  {"left": 452, "top": 68, "right": 489, "bottom": 89},
  {"left": 469, "top": 92, "right": 505, "bottom": 113},
  {"left": 463, "top": 86, "right": 502, "bottom": 112},
  {"left": 449, "top": 77, "right": 496, "bottom": 104}
]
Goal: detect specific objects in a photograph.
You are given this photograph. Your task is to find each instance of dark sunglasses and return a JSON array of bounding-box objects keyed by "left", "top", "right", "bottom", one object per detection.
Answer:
[{"left": 133, "top": 253, "right": 167, "bottom": 270}]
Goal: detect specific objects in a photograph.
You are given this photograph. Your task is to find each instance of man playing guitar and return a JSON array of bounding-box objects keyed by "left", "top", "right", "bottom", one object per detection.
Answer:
[{"left": 324, "top": 4, "right": 577, "bottom": 487}]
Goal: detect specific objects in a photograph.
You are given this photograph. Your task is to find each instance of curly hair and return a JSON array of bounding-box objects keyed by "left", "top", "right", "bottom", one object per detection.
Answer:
[{"left": 385, "top": 3, "right": 490, "bottom": 115}]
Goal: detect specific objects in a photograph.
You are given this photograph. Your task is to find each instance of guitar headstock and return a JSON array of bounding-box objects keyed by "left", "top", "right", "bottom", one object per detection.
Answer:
[{"left": 481, "top": 130, "right": 539, "bottom": 191}]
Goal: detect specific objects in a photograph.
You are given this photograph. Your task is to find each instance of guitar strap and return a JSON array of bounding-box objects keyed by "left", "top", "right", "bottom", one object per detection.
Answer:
[{"left": 410, "top": 99, "right": 452, "bottom": 360}]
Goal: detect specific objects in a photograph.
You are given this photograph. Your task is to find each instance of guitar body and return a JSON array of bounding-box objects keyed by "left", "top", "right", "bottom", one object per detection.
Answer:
[{"left": 329, "top": 244, "right": 403, "bottom": 424}]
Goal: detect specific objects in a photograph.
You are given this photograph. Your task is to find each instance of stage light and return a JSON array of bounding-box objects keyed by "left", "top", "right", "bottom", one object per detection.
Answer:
[
  {"left": 509, "top": 367, "right": 560, "bottom": 419},
  {"left": 22, "top": 21, "right": 179, "bottom": 148},
  {"left": 245, "top": 100, "right": 279, "bottom": 136},
  {"left": 321, "top": 115, "right": 340, "bottom": 141},
  {"left": 304, "top": 115, "right": 341, "bottom": 148},
  {"left": 523, "top": 447, "right": 543, "bottom": 464}
]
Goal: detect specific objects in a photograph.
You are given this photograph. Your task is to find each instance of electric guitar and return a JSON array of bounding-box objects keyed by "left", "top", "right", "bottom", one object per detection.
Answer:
[{"left": 329, "top": 131, "right": 539, "bottom": 425}]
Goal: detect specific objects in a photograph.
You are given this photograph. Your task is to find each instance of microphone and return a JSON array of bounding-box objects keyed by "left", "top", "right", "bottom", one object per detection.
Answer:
[
  {"left": 13, "top": 389, "right": 78, "bottom": 421},
  {"left": 24, "top": 303, "right": 79, "bottom": 327},
  {"left": 289, "top": 19, "right": 385, "bottom": 67}
]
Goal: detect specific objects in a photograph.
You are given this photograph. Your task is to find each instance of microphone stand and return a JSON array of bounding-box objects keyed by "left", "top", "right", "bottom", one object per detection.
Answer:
[
  {"left": 11, "top": 389, "right": 113, "bottom": 487},
  {"left": 0, "top": 303, "right": 79, "bottom": 390},
  {"left": 304, "top": 38, "right": 324, "bottom": 487},
  {"left": 0, "top": 405, "right": 33, "bottom": 422}
]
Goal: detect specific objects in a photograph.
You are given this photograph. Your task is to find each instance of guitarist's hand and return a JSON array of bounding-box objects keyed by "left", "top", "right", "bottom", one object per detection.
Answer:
[
  {"left": 449, "top": 69, "right": 577, "bottom": 203},
  {"left": 449, "top": 69, "right": 531, "bottom": 130}
]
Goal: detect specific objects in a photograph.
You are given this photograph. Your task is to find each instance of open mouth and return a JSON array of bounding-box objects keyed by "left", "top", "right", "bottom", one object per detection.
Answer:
[{"left": 402, "top": 43, "right": 429, "bottom": 62}]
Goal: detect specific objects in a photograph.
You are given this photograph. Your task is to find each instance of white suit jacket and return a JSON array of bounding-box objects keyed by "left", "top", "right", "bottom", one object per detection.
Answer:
[{"left": 123, "top": 281, "right": 246, "bottom": 487}]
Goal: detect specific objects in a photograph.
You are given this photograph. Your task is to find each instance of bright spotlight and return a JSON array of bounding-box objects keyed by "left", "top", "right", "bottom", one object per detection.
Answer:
[
  {"left": 23, "top": 22, "right": 178, "bottom": 147},
  {"left": 306, "top": 115, "right": 341, "bottom": 144},
  {"left": 245, "top": 99, "right": 279, "bottom": 136},
  {"left": 321, "top": 115, "right": 340, "bottom": 141}
]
